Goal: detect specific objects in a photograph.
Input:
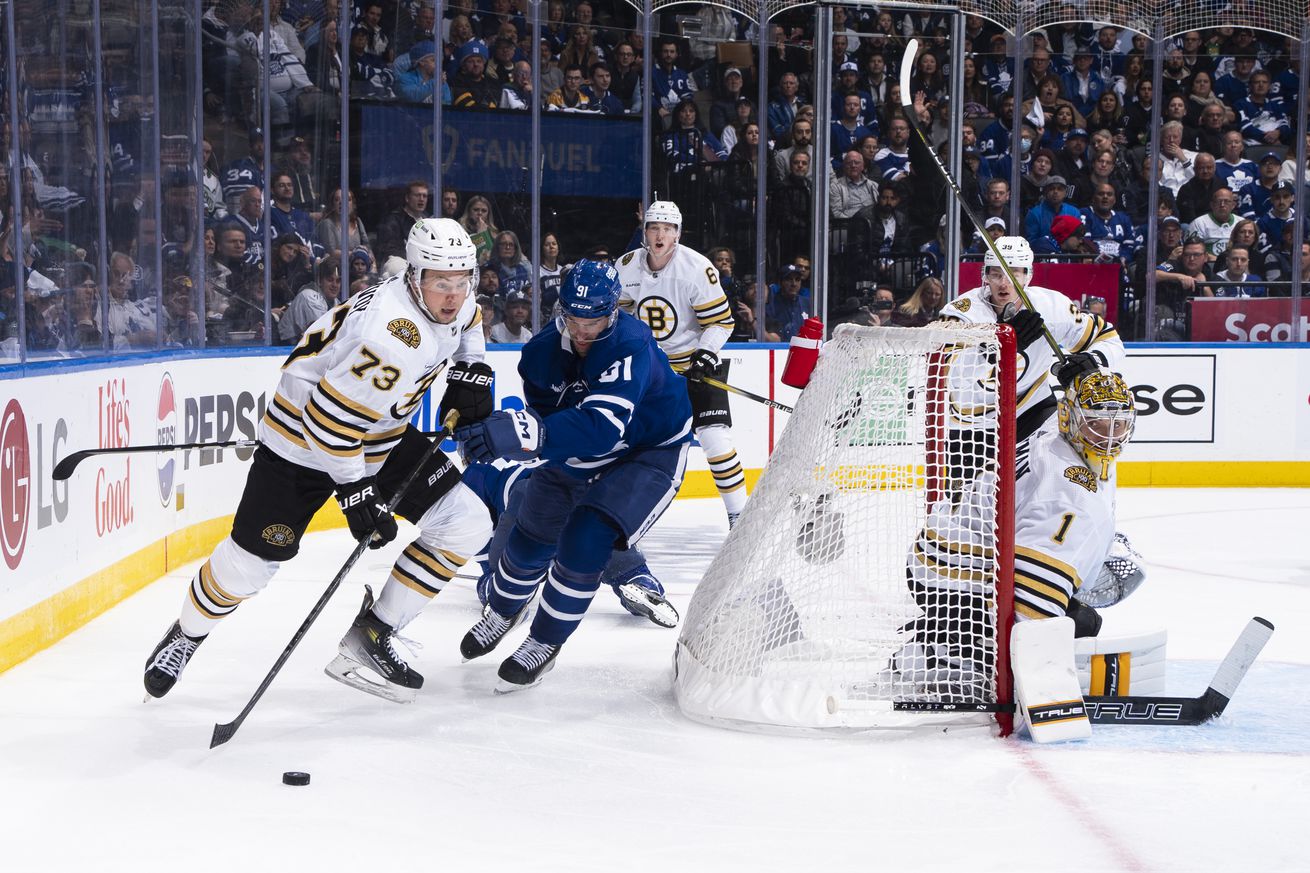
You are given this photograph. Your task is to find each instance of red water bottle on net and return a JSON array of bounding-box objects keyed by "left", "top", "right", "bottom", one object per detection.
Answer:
[{"left": 781, "top": 317, "right": 824, "bottom": 389}]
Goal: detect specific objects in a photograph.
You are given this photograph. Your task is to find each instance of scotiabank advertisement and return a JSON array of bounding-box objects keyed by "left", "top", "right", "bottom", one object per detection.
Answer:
[{"left": 1189, "top": 298, "right": 1310, "bottom": 342}]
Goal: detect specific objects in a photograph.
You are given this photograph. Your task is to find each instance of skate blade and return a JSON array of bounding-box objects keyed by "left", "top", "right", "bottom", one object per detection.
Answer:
[
  {"left": 617, "top": 585, "right": 680, "bottom": 629},
  {"left": 324, "top": 654, "right": 417, "bottom": 704}
]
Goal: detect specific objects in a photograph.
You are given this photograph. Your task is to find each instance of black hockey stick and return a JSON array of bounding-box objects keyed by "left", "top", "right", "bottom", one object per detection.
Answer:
[
  {"left": 894, "top": 616, "right": 1275, "bottom": 726},
  {"left": 897, "top": 39, "right": 1067, "bottom": 364},
  {"left": 52, "top": 439, "right": 260, "bottom": 480},
  {"left": 698, "top": 374, "right": 794, "bottom": 413},
  {"left": 209, "top": 409, "right": 461, "bottom": 749},
  {"left": 53, "top": 430, "right": 458, "bottom": 481}
]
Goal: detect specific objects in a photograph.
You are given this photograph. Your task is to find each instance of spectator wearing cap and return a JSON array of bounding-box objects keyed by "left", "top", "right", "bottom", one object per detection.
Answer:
[
  {"left": 1023, "top": 174, "right": 1081, "bottom": 242},
  {"left": 220, "top": 128, "right": 266, "bottom": 215},
  {"left": 1256, "top": 181, "right": 1296, "bottom": 247},
  {"left": 1242, "top": 151, "right": 1287, "bottom": 217},
  {"left": 766, "top": 264, "right": 811, "bottom": 340},
  {"left": 1214, "top": 245, "right": 1266, "bottom": 297},
  {"left": 1176, "top": 152, "right": 1221, "bottom": 224},
  {"left": 283, "top": 136, "right": 321, "bottom": 216},
  {"left": 1062, "top": 47, "right": 1107, "bottom": 119},
  {"left": 1236, "top": 70, "right": 1291, "bottom": 147},
  {"left": 711, "top": 67, "right": 748, "bottom": 138},
  {"left": 450, "top": 40, "right": 500, "bottom": 109},
  {"left": 1081, "top": 182, "right": 1136, "bottom": 264},
  {"left": 486, "top": 35, "right": 519, "bottom": 84},
  {"left": 830, "top": 93, "right": 876, "bottom": 172},
  {"left": 395, "top": 40, "right": 449, "bottom": 103},
  {"left": 476, "top": 293, "right": 497, "bottom": 336},
  {"left": 1057, "top": 128, "right": 1092, "bottom": 205},
  {"left": 279, "top": 257, "right": 341, "bottom": 342},
  {"left": 489, "top": 288, "right": 534, "bottom": 343},
  {"left": 584, "top": 63, "right": 626, "bottom": 115},
  {"left": 831, "top": 61, "right": 875, "bottom": 131},
  {"left": 970, "top": 215, "right": 1008, "bottom": 254},
  {"left": 349, "top": 25, "right": 396, "bottom": 99},
  {"left": 1188, "top": 187, "right": 1241, "bottom": 258}
]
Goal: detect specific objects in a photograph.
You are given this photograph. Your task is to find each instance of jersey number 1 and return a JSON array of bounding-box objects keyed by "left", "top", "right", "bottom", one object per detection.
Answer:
[{"left": 1051, "top": 513, "right": 1075, "bottom": 544}]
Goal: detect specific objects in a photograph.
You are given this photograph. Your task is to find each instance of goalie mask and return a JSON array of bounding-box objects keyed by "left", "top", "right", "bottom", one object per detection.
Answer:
[
  {"left": 1058, "top": 368, "right": 1136, "bottom": 480},
  {"left": 404, "top": 218, "right": 479, "bottom": 321}
]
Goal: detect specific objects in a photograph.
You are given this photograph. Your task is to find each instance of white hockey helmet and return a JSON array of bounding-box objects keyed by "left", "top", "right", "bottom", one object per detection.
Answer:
[
  {"left": 405, "top": 217, "right": 479, "bottom": 320},
  {"left": 643, "top": 200, "right": 683, "bottom": 232},
  {"left": 983, "top": 235, "right": 1034, "bottom": 272},
  {"left": 1058, "top": 368, "right": 1137, "bottom": 480}
]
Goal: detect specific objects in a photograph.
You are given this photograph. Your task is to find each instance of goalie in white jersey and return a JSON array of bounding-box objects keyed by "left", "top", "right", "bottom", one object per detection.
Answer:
[
  {"left": 943, "top": 236, "right": 1125, "bottom": 444},
  {"left": 899, "top": 369, "right": 1140, "bottom": 697},
  {"left": 142, "top": 218, "right": 496, "bottom": 704},
  {"left": 616, "top": 201, "right": 745, "bottom": 526}
]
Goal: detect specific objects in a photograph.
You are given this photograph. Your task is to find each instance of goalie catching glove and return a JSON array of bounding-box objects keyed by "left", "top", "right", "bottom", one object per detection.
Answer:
[
  {"left": 336, "top": 477, "right": 398, "bottom": 549},
  {"left": 1053, "top": 351, "right": 1104, "bottom": 388},
  {"left": 683, "top": 348, "right": 719, "bottom": 382},
  {"left": 442, "top": 361, "right": 495, "bottom": 423},
  {"left": 456, "top": 408, "right": 544, "bottom": 463}
]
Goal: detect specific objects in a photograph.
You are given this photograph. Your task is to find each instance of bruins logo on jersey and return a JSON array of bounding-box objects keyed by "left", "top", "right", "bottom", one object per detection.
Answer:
[
  {"left": 1063, "top": 465, "right": 1098, "bottom": 493},
  {"left": 261, "top": 524, "right": 296, "bottom": 547},
  {"left": 637, "top": 295, "right": 679, "bottom": 341},
  {"left": 387, "top": 318, "right": 422, "bottom": 349},
  {"left": 952, "top": 298, "right": 972, "bottom": 313},
  {"left": 620, "top": 251, "right": 635, "bottom": 266}
]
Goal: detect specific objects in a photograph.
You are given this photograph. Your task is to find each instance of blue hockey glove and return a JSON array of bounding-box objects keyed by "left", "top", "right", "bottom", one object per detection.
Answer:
[
  {"left": 1053, "top": 351, "right": 1103, "bottom": 388},
  {"left": 683, "top": 348, "right": 719, "bottom": 382},
  {"left": 455, "top": 408, "right": 544, "bottom": 463}
]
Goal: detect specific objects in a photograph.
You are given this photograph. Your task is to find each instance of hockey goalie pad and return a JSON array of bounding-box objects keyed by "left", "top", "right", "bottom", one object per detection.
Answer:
[
  {"left": 1011, "top": 617, "right": 1092, "bottom": 743},
  {"left": 1076, "top": 629, "right": 1167, "bottom": 697}
]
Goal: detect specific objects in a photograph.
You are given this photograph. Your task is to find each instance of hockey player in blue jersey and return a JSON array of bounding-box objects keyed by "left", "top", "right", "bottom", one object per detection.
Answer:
[
  {"left": 453, "top": 259, "right": 694, "bottom": 691},
  {"left": 461, "top": 460, "right": 679, "bottom": 628}
]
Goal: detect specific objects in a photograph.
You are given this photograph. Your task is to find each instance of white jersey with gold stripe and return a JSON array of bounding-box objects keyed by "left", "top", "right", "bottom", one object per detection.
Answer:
[
  {"left": 615, "top": 244, "right": 733, "bottom": 369},
  {"left": 908, "top": 424, "right": 1118, "bottom": 622},
  {"left": 940, "top": 284, "right": 1124, "bottom": 431},
  {"left": 260, "top": 273, "right": 485, "bottom": 484}
]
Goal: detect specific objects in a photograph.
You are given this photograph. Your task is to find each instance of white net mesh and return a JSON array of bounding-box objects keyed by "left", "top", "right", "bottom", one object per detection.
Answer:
[{"left": 674, "top": 323, "right": 1015, "bottom": 733}]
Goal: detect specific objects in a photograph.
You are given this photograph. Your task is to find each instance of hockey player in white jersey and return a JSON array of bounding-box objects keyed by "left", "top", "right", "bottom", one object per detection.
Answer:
[
  {"left": 898, "top": 368, "right": 1139, "bottom": 698},
  {"left": 943, "top": 236, "right": 1125, "bottom": 443},
  {"left": 142, "top": 218, "right": 495, "bottom": 704},
  {"left": 616, "top": 201, "right": 745, "bottom": 527}
]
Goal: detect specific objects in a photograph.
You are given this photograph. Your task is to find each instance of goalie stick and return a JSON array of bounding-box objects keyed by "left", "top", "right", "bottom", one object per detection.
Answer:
[
  {"left": 897, "top": 39, "right": 1067, "bottom": 364},
  {"left": 893, "top": 616, "right": 1275, "bottom": 726},
  {"left": 209, "top": 410, "right": 461, "bottom": 749}
]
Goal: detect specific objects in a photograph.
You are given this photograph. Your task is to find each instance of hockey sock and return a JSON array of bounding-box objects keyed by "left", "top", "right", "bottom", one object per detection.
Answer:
[
  {"left": 529, "top": 506, "right": 616, "bottom": 646},
  {"left": 487, "top": 524, "right": 555, "bottom": 617},
  {"left": 374, "top": 540, "right": 470, "bottom": 630},
  {"left": 179, "top": 537, "right": 275, "bottom": 637},
  {"left": 699, "top": 425, "right": 747, "bottom": 515},
  {"left": 600, "top": 544, "right": 648, "bottom": 586}
]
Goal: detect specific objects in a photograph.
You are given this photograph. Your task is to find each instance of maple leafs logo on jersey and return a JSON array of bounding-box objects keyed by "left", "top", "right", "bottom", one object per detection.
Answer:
[
  {"left": 387, "top": 318, "right": 422, "bottom": 349},
  {"left": 261, "top": 524, "right": 296, "bottom": 547},
  {"left": 1063, "top": 466, "right": 1098, "bottom": 493},
  {"left": 952, "top": 298, "right": 972, "bottom": 313}
]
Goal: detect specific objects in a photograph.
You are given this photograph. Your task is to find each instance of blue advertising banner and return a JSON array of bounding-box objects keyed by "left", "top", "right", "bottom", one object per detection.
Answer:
[{"left": 357, "top": 103, "right": 642, "bottom": 199}]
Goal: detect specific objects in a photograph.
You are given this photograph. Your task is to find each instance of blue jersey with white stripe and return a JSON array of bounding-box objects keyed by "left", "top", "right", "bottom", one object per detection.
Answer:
[{"left": 518, "top": 312, "right": 693, "bottom": 471}]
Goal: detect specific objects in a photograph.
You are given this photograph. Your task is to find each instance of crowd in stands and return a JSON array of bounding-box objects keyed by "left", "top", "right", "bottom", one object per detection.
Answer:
[{"left": 2, "top": 1, "right": 1307, "bottom": 361}]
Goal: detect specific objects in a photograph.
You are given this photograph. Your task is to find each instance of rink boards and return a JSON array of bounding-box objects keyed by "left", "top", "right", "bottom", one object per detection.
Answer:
[{"left": 0, "top": 341, "right": 1307, "bottom": 671}]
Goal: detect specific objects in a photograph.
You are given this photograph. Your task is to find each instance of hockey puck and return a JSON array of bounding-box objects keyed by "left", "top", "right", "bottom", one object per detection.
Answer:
[{"left": 282, "top": 771, "right": 311, "bottom": 786}]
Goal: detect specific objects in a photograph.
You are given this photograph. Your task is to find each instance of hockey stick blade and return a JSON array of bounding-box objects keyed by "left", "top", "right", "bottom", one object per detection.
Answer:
[
  {"left": 698, "top": 374, "right": 793, "bottom": 413},
  {"left": 52, "top": 439, "right": 261, "bottom": 480},
  {"left": 210, "top": 411, "right": 461, "bottom": 749}
]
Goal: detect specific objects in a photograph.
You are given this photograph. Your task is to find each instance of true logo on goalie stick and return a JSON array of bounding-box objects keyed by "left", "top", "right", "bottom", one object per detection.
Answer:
[
  {"left": 1063, "top": 465, "right": 1098, "bottom": 492},
  {"left": 387, "top": 318, "right": 422, "bottom": 349},
  {"left": 261, "top": 524, "right": 296, "bottom": 548},
  {"left": 1084, "top": 700, "right": 1183, "bottom": 722}
]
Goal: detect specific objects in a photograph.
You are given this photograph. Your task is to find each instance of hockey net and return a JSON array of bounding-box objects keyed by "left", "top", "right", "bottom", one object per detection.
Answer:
[{"left": 674, "top": 322, "right": 1017, "bottom": 734}]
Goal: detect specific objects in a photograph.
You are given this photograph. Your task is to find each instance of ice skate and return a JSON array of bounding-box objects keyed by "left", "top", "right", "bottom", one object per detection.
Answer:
[
  {"left": 495, "top": 635, "right": 561, "bottom": 693},
  {"left": 610, "top": 565, "right": 679, "bottom": 628},
  {"left": 325, "top": 586, "right": 424, "bottom": 704},
  {"left": 143, "top": 621, "right": 206, "bottom": 700},
  {"left": 460, "top": 601, "right": 531, "bottom": 661}
]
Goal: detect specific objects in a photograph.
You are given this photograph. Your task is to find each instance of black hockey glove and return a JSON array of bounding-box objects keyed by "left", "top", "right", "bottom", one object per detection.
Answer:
[
  {"left": 336, "top": 477, "right": 398, "bottom": 549},
  {"left": 684, "top": 348, "right": 720, "bottom": 382},
  {"left": 1000, "top": 307, "right": 1046, "bottom": 351},
  {"left": 1053, "top": 351, "right": 1103, "bottom": 388},
  {"left": 442, "top": 361, "right": 495, "bottom": 424}
]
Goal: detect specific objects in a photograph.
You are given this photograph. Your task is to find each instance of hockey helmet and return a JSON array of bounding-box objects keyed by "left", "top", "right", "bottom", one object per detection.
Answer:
[
  {"left": 643, "top": 200, "right": 683, "bottom": 232},
  {"left": 1058, "top": 368, "right": 1136, "bottom": 480},
  {"left": 556, "top": 259, "right": 621, "bottom": 343},
  {"left": 983, "top": 235, "right": 1034, "bottom": 272},
  {"left": 405, "top": 218, "right": 479, "bottom": 320}
]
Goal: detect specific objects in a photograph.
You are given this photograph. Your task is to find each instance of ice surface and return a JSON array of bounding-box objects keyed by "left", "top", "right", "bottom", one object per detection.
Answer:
[{"left": 1, "top": 489, "right": 1307, "bottom": 872}]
